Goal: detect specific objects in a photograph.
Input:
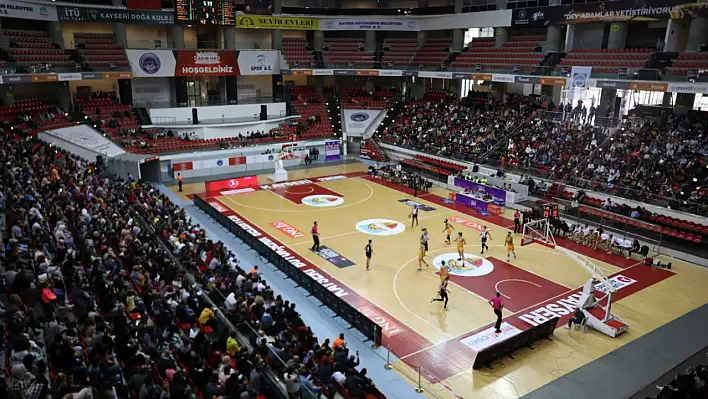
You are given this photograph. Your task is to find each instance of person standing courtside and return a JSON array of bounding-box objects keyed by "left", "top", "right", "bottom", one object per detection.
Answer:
[
  {"left": 409, "top": 204, "right": 419, "bottom": 227},
  {"left": 489, "top": 292, "right": 504, "bottom": 334},
  {"left": 365, "top": 239, "right": 374, "bottom": 271},
  {"left": 177, "top": 173, "right": 183, "bottom": 192},
  {"left": 513, "top": 210, "right": 521, "bottom": 234},
  {"left": 311, "top": 221, "right": 320, "bottom": 252}
]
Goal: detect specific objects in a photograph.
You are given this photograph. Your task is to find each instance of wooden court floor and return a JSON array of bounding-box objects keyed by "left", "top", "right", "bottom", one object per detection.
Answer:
[{"left": 172, "top": 164, "right": 708, "bottom": 399}]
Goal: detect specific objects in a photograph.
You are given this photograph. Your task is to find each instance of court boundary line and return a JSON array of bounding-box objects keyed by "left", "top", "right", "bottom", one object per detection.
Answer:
[
  {"left": 287, "top": 210, "right": 456, "bottom": 247},
  {"left": 217, "top": 195, "right": 437, "bottom": 344},
  {"left": 391, "top": 243, "right": 577, "bottom": 342},
  {"left": 220, "top": 176, "right": 376, "bottom": 213},
  {"left": 399, "top": 261, "right": 646, "bottom": 361}
]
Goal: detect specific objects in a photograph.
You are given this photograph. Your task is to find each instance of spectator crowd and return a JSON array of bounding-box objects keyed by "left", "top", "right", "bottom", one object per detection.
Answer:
[
  {"left": 1, "top": 133, "right": 381, "bottom": 399},
  {"left": 382, "top": 92, "right": 708, "bottom": 213}
]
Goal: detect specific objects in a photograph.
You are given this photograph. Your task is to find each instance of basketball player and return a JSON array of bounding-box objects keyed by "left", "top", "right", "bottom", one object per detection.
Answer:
[
  {"left": 456, "top": 232, "right": 466, "bottom": 262},
  {"left": 422, "top": 228, "right": 429, "bottom": 254},
  {"left": 442, "top": 219, "right": 454, "bottom": 244},
  {"left": 409, "top": 204, "right": 419, "bottom": 227},
  {"left": 365, "top": 239, "right": 374, "bottom": 271},
  {"left": 505, "top": 232, "right": 517, "bottom": 262},
  {"left": 417, "top": 241, "right": 429, "bottom": 271},
  {"left": 431, "top": 272, "right": 450, "bottom": 309},
  {"left": 480, "top": 226, "right": 492, "bottom": 254},
  {"left": 513, "top": 210, "right": 521, "bottom": 234},
  {"left": 440, "top": 261, "right": 449, "bottom": 282}
]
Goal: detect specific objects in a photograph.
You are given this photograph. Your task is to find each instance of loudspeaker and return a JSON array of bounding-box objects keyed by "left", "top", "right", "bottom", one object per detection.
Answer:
[
  {"left": 192, "top": 108, "right": 198, "bottom": 125},
  {"left": 260, "top": 104, "right": 267, "bottom": 121}
]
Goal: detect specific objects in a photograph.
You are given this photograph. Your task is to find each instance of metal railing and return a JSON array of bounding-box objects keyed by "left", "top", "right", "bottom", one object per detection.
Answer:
[
  {"left": 134, "top": 95, "right": 275, "bottom": 109},
  {"left": 125, "top": 40, "right": 262, "bottom": 50}
]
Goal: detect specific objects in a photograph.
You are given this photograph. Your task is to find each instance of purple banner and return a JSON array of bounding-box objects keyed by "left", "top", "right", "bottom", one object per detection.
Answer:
[
  {"left": 455, "top": 193, "right": 489, "bottom": 213},
  {"left": 453, "top": 177, "right": 506, "bottom": 206},
  {"left": 325, "top": 140, "right": 341, "bottom": 161}
]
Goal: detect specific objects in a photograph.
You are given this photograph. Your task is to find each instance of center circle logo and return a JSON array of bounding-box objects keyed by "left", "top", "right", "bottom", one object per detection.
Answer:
[
  {"left": 302, "top": 195, "right": 344, "bottom": 207},
  {"left": 433, "top": 253, "right": 494, "bottom": 277},
  {"left": 350, "top": 112, "right": 370, "bottom": 122},
  {"left": 355, "top": 219, "right": 405, "bottom": 236},
  {"left": 139, "top": 52, "right": 161, "bottom": 75}
]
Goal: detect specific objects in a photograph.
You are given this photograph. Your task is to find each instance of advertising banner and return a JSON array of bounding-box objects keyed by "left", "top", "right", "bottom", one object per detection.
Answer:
[
  {"left": 325, "top": 140, "right": 341, "bottom": 161},
  {"left": 237, "top": 50, "right": 278, "bottom": 75},
  {"left": 57, "top": 5, "right": 174, "bottom": 24},
  {"left": 205, "top": 176, "right": 258, "bottom": 193},
  {"left": 511, "top": 0, "right": 708, "bottom": 27},
  {"left": 453, "top": 177, "right": 507, "bottom": 206},
  {"left": 174, "top": 50, "right": 239, "bottom": 76},
  {"left": 127, "top": 50, "right": 177, "bottom": 78},
  {"left": 569, "top": 66, "right": 592, "bottom": 88},
  {"left": 320, "top": 18, "right": 420, "bottom": 31},
  {"left": 342, "top": 109, "right": 381, "bottom": 136},
  {"left": 455, "top": 193, "right": 490, "bottom": 213},
  {"left": 0, "top": 0, "right": 57, "bottom": 21},
  {"left": 236, "top": 15, "right": 318, "bottom": 30}
]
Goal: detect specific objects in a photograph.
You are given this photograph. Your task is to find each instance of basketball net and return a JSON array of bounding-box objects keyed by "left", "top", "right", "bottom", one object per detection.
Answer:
[{"left": 520, "top": 218, "right": 557, "bottom": 248}]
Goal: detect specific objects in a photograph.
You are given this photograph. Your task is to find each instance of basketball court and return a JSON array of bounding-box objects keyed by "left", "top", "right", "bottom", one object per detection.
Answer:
[{"left": 173, "top": 163, "right": 708, "bottom": 399}]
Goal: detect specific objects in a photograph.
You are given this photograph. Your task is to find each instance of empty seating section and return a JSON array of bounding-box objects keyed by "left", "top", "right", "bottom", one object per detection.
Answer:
[
  {"left": 412, "top": 38, "right": 452, "bottom": 68},
  {"left": 0, "top": 97, "right": 73, "bottom": 134},
  {"left": 666, "top": 52, "right": 708, "bottom": 76},
  {"left": 452, "top": 35, "right": 543, "bottom": 72},
  {"left": 280, "top": 86, "right": 332, "bottom": 139},
  {"left": 383, "top": 38, "right": 417, "bottom": 68},
  {"left": 415, "top": 154, "right": 466, "bottom": 172},
  {"left": 282, "top": 37, "right": 314, "bottom": 67},
  {"left": 2, "top": 29, "right": 72, "bottom": 70},
  {"left": 77, "top": 95, "right": 138, "bottom": 134},
  {"left": 557, "top": 48, "right": 653, "bottom": 74},
  {"left": 402, "top": 158, "right": 455, "bottom": 176},
  {"left": 324, "top": 37, "right": 373, "bottom": 68},
  {"left": 560, "top": 189, "right": 705, "bottom": 244},
  {"left": 74, "top": 33, "right": 129, "bottom": 70},
  {"left": 340, "top": 87, "right": 397, "bottom": 109}
]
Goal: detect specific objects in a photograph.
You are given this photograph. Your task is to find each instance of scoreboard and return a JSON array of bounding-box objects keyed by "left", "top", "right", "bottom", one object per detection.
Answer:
[
  {"left": 542, "top": 204, "right": 559, "bottom": 219},
  {"left": 175, "top": 0, "right": 235, "bottom": 25}
]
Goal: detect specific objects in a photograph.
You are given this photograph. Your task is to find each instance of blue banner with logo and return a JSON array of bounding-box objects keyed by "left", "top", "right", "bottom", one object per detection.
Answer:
[
  {"left": 325, "top": 140, "right": 341, "bottom": 161},
  {"left": 570, "top": 66, "right": 592, "bottom": 88},
  {"left": 315, "top": 246, "right": 355, "bottom": 268}
]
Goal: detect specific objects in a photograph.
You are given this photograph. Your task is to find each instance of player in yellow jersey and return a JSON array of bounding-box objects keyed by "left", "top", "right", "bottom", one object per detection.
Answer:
[
  {"left": 456, "top": 232, "right": 466, "bottom": 262},
  {"left": 505, "top": 231, "right": 517, "bottom": 262},
  {"left": 440, "top": 261, "right": 449, "bottom": 282},
  {"left": 442, "top": 219, "right": 455, "bottom": 244},
  {"left": 417, "top": 242, "right": 429, "bottom": 271}
]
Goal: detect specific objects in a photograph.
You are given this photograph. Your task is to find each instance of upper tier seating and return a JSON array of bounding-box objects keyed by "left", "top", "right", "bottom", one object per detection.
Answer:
[
  {"left": 452, "top": 35, "right": 544, "bottom": 72},
  {"left": 74, "top": 33, "right": 129, "bottom": 70},
  {"left": 556, "top": 48, "right": 653, "bottom": 74},
  {"left": 324, "top": 37, "right": 373, "bottom": 68},
  {"left": 0, "top": 97, "right": 73, "bottom": 135},
  {"left": 278, "top": 86, "right": 333, "bottom": 139},
  {"left": 666, "top": 52, "right": 708, "bottom": 77},
  {"left": 412, "top": 38, "right": 452, "bottom": 68},
  {"left": 340, "top": 87, "right": 397, "bottom": 109},
  {"left": 282, "top": 37, "right": 314, "bottom": 67},
  {"left": 382, "top": 38, "right": 417, "bottom": 68},
  {"left": 2, "top": 29, "right": 73, "bottom": 71}
]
